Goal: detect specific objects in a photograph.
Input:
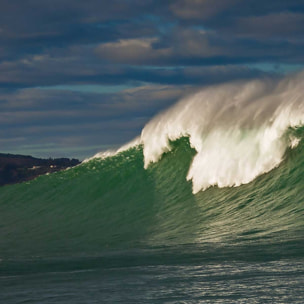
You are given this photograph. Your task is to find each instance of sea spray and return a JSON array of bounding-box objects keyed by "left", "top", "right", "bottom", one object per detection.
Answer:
[{"left": 141, "top": 71, "right": 304, "bottom": 193}]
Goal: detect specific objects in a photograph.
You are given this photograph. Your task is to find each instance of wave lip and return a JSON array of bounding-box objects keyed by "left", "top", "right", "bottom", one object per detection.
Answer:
[
  {"left": 141, "top": 72, "right": 304, "bottom": 193},
  {"left": 83, "top": 136, "right": 141, "bottom": 163}
]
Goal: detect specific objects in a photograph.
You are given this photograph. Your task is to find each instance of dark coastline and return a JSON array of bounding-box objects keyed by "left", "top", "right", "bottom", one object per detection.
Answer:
[{"left": 0, "top": 153, "right": 80, "bottom": 186}]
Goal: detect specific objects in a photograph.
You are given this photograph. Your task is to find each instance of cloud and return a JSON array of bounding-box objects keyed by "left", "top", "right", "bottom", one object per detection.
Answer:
[
  {"left": 0, "top": 0, "right": 161, "bottom": 63},
  {"left": 0, "top": 84, "right": 194, "bottom": 158},
  {"left": 1, "top": 1, "right": 304, "bottom": 70},
  {"left": 95, "top": 38, "right": 169, "bottom": 64},
  {"left": 169, "top": 1, "right": 304, "bottom": 41},
  {"left": 0, "top": 46, "right": 270, "bottom": 89},
  {"left": 95, "top": 30, "right": 220, "bottom": 65},
  {"left": 95, "top": 27, "right": 304, "bottom": 66},
  {"left": 169, "top": 0, "right": 239, "bottom": 20},
  {"left": 223, "top": 12, "right": 304, "bottom": 39}
]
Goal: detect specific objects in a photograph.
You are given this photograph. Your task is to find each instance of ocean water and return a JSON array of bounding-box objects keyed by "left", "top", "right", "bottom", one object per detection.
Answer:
[{"left": 1, "top": 73, "right": 304, "bottom": 303}]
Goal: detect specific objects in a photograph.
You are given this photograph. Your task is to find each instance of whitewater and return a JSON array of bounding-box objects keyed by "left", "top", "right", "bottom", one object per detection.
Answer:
[
  {"left": 1, "top": 71, "right": 304, "bottom": 303},
  {"left": 91, "top": 71, "right": 304, "bottom": 193}
]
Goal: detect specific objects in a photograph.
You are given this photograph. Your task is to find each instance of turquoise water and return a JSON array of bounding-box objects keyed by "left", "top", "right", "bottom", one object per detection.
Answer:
[{"left": 0, "top": 135, "right": 303, "bottom": 303}]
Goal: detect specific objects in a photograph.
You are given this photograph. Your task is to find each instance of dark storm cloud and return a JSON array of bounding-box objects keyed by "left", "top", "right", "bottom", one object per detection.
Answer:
[
  {"left": 0, "top": 0, "right": 153, "bottom": 37},
  {"left": 95, "top": 27, "right": 304, "bottom": 66},
  {"left": 169, "top": 0, "right": 239, "bottom": 20},
  {"left": 1, "top": 0, "right": 304, "bottom": 85},
  {"left": 1, "top": 0, "right": 304, "bottom": 59},
  {"left": 169, "top": 0, "right": 304, "bottom": 22},
  {"left": 171, "top": 0, "right": 304, "bottom": 40},
  {"left": 0, "top": 0, "right": 162, "bottom": 62},
  {"left": 220, "top": 12, "right": 304, "bottom": 39},
  {"left": 0, "top": 48, "right": 267, "bottom": 88}
]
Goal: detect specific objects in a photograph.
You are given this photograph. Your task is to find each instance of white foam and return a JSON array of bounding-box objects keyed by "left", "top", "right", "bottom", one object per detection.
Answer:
[
  {"left": 83, "top": 136, "right": 141, "bottom": 163},
  {"left": 141, "top": 72, "right": 304, "bottom": 193}
]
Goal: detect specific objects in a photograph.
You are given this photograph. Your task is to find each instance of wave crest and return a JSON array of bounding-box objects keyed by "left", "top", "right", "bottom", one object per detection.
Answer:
[{"left": 141, "top": 72, "right": 304, "bottom": 193}]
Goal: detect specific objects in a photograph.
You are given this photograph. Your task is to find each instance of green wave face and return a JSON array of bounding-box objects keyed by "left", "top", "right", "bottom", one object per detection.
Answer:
[{"left": 0, "top": 133, "right": 304, "bottom": 260}]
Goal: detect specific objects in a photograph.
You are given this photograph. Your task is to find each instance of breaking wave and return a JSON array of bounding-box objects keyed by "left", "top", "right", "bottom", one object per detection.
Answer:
[
  {"left": 141, "top": 72, "right": 304, "bottom": 192},
  {"left": 90, "top": 71, "right": 304, "bottom": 193},
  {"left": 1, "top": 71, "right": 303, "bottom": 261}
]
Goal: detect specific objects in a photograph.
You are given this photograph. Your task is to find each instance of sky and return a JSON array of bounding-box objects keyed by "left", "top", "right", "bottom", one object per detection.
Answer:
[{"left": 1, "top": 0, "right": 304, "bottom": 159}]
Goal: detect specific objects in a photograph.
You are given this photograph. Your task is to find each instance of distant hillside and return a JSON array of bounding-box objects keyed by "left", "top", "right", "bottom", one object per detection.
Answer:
[{"left": 0, "top": 153, "right": 80, "bottom": 186}]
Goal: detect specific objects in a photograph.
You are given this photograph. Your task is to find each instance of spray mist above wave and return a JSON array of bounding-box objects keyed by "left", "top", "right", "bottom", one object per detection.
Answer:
[{"left": 141, "top": 71, "right": 304, "bottom": 193}]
